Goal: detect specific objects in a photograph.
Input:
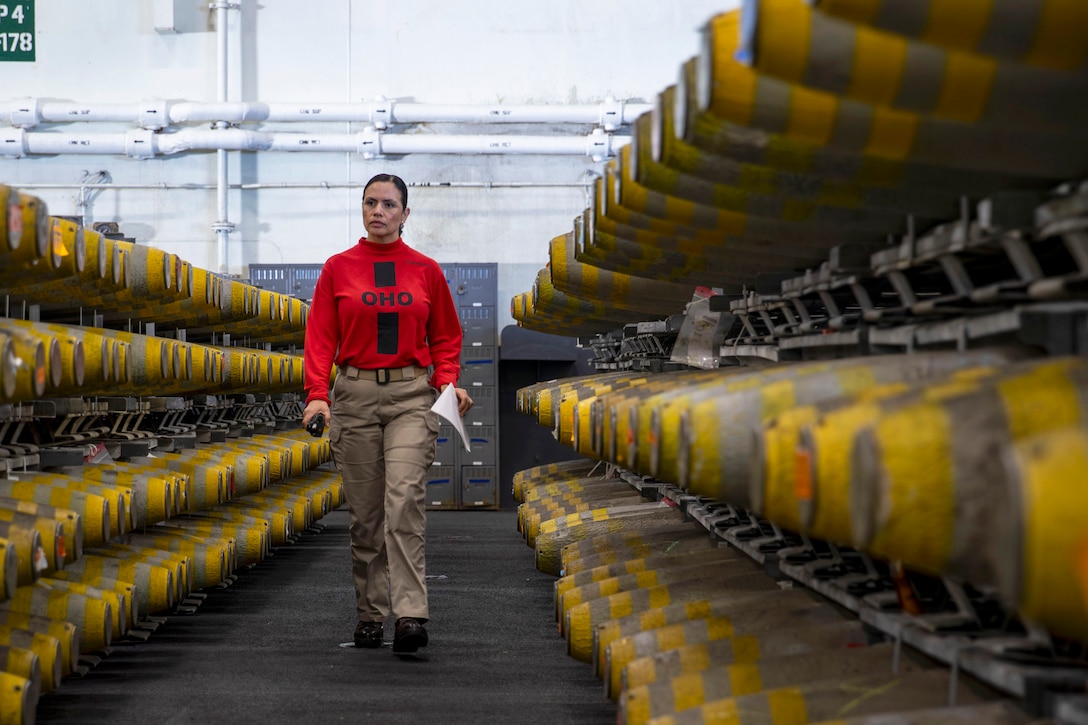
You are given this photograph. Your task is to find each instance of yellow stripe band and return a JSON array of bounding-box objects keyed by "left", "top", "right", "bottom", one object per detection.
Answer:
[
  {"left": 733, "top": 634, "right": 760, "bottom": 663},
  {"left": 999, "top": 365, "right": 1081, "bottom": 436},
  {"left": 711, "top": 13, "right": 756, "bottom": 128},
  {"left": 756, "top": 0, "right": 811, "bottom": 84},
  {"left": 1025, "top": 0, "right": 1088, "bottom": 69},
  {"left": 701, "top": 697, "right": 740, "bottom": 723},
  {"left": 932, "top": 52, "right": 995, "bottom": 122},
  {"left": 865, "top": 107, "right": 918, "bottom": 160},
  {"left": 924, "top": 0, "right": 993, "bottom": 51},
  {"left": 729, "top": 663, "right": 764, "bottom": 696},
  {"left": 673, "top": 673, "right": 707, "bottom": 712},
  {"left": 768, "top": 687, "right": 808, "bottom": 724},
  {"left": 785, "top": 85, "right": 837, "bottom": 146},
  {"left": 849, "top": 27, "right": 906, "bottom": 105},
  {"left": 1019, "top": 427, "right": 1088, "bottom": 641},
  {"left": 870, "top": 401, "right": 954, "bottom": 572}
]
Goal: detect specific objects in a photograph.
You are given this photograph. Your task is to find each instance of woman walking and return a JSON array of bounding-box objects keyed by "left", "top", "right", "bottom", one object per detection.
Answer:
[{"left": 303, "top": 173, "right": 472, "bottom": 653}]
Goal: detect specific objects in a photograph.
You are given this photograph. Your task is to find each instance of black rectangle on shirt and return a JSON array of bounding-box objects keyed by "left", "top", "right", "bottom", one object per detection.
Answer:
[
  {"left": 377, "top": 312, "right": 399, "bottom": 355},
  {"left": 374, "top": 262, "right": 396, "bottom": 288}
]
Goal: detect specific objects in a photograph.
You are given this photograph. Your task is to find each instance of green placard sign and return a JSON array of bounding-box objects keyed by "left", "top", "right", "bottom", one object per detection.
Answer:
[{"left": 0, "top": 2, "right": 34, "bottom": 62}]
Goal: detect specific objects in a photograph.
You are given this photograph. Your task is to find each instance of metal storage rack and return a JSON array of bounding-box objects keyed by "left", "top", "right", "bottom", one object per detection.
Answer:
[{"left": 544, "top": 188, "right": 1088, "bottom": 721}]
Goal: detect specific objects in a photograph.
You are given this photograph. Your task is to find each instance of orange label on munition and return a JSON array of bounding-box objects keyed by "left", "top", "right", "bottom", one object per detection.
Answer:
[{"left": 794, "top": 446, "right": 813, "bottom": 501}]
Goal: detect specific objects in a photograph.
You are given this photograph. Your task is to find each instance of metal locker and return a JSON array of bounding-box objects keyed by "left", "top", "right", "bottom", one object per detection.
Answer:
[
  {"left": 460, "top": 465, "right": 498, "bottom": 509},
  {"left": 425, "top": 464, "right": 457, "bottom": 510}
]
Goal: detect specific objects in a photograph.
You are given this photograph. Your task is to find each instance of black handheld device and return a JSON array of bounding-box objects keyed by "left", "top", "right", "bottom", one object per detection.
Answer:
[{"left": 306, "top": 413, "right": 326, "bottom": 437}]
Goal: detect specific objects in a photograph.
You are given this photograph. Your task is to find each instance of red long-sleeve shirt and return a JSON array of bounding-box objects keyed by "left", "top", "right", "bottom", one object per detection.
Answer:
[{"left": 304, "top": 237, "right": 462, "bottom": 404}]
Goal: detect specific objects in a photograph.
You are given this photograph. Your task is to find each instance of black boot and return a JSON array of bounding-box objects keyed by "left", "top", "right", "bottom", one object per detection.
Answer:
[
  {"left": 392, "top": 617, "right": 428, "bottom": 653},
  {"left": 354, "top": 621, "right": 383, "bottom": 649}
]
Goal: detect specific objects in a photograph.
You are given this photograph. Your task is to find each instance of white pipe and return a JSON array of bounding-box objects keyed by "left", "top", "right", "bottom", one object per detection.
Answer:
[
  {"left": 13, "top": 180, "right": 594, "bottom": 191},
  {"left": 216, "top": 146, "right": 230, "bottom": 273},
  {"left": 0, "top": 98, "right": 650, "bottom": 130},
  {"left": 0, "top": 127, "right": 630, "bottom": 159},
  {"left": 216, "top": 5, "right": 229, "bottom": 106},
  {"left": 76, "top": 185, "right": 90, "bottom": 227},
  {"left": 3, "top": 100, "right": 171, "bottom": 127},
  {"left": 377, "top": 131, "right": 621, "bottom": 160},
  {"left": 213, "top": 1, "right": 234, "bottom": 273},
  {"left": 345, "top": 0, "right": 352, "bottom": 246}
]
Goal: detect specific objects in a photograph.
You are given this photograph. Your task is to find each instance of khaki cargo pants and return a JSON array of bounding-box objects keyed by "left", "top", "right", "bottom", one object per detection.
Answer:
[{"left": 329, "top": 369, "right": 439, "bottom": 623}]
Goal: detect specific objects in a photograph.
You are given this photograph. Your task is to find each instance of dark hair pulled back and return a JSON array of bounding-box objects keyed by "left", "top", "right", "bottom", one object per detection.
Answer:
[{"left": 363, "top": 173, "right": 408, "bottom": 208}]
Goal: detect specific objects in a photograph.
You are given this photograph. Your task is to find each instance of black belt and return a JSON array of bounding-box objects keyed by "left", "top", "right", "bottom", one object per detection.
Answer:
[{"left": 338, "top": 364, "right": 426, "bottom": 385}]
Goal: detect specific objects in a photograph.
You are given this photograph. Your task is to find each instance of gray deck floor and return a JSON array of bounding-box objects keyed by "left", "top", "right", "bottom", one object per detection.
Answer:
[{"left": 35, "top": 509, "right": 615, "bottom": 724}]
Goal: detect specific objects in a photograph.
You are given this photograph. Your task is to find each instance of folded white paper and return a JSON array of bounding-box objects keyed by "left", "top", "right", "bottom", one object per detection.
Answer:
[{"left": 431, "top": 385, "right": 471, "bottom": 451}]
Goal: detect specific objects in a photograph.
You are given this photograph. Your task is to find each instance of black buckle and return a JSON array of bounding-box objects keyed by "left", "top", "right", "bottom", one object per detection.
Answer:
[{"left": 376, "top": 368, "right": 390, "bottom": 385}]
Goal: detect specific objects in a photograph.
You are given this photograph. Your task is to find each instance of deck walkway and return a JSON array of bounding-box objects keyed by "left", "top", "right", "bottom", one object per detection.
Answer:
[{"left": 36, "top": 509, "right": 615, "bottom": 724}]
